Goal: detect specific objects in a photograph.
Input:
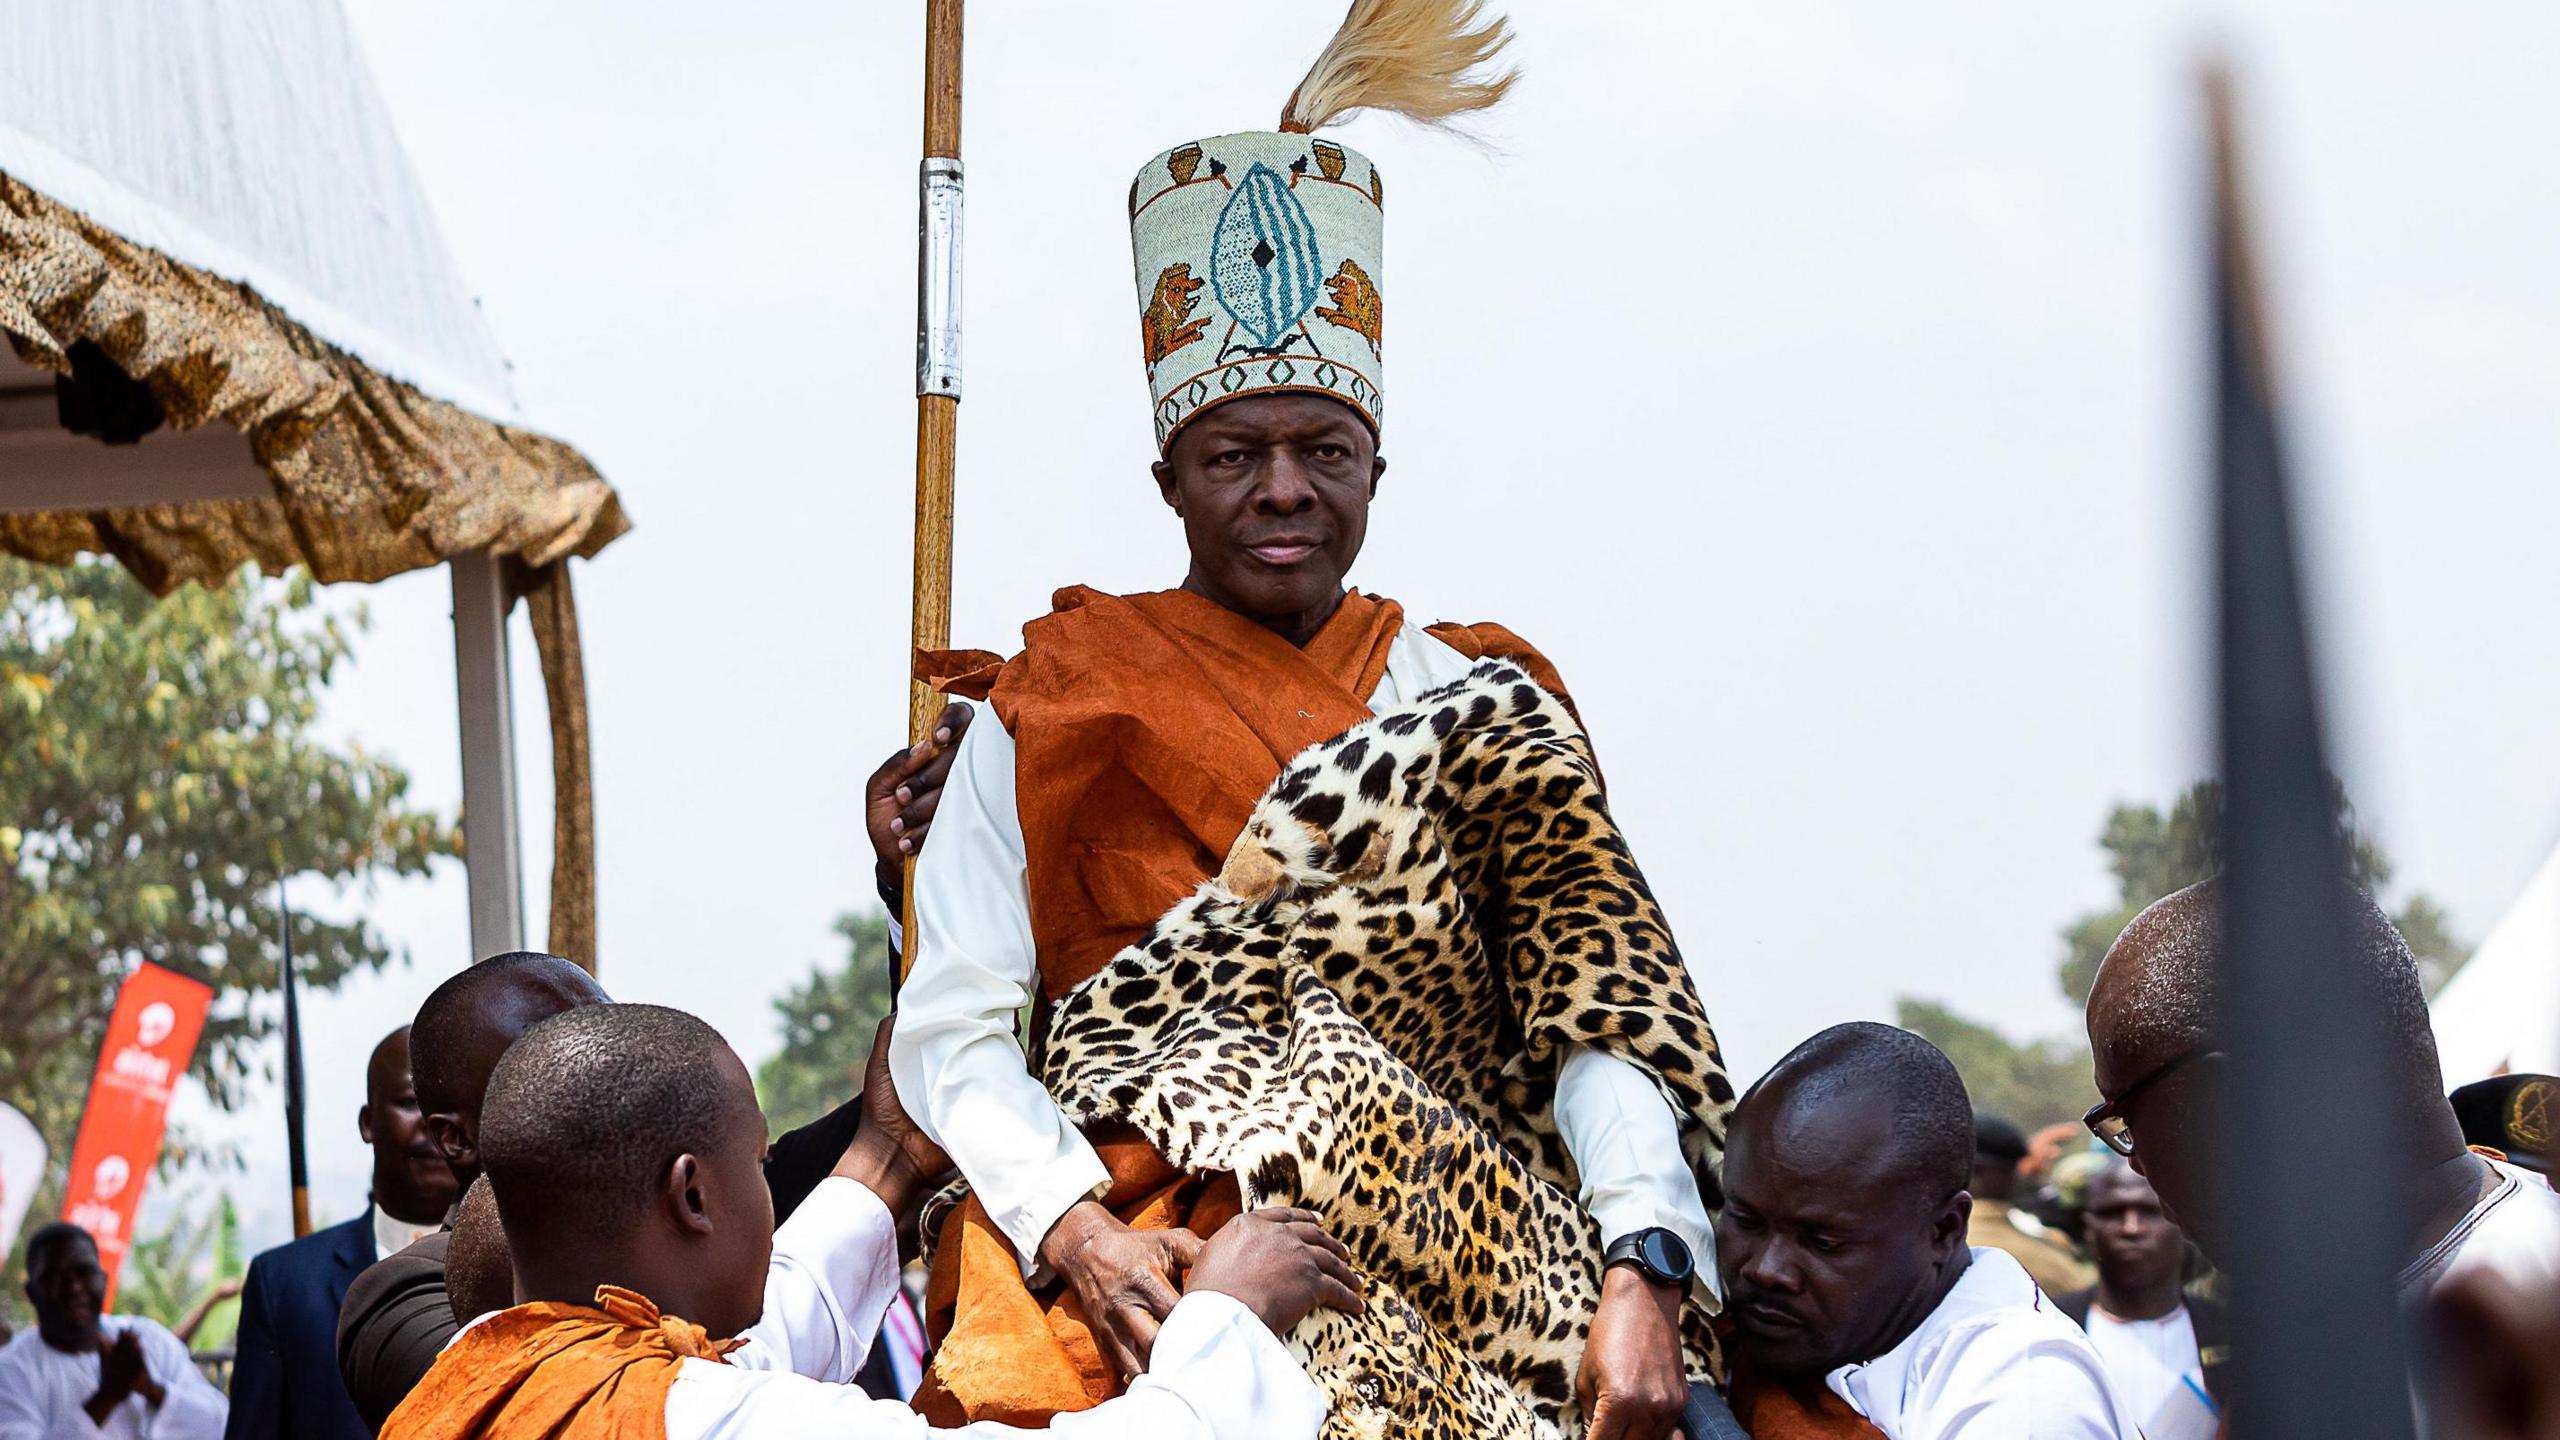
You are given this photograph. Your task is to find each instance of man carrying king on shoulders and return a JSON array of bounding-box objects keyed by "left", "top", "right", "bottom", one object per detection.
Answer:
[{"left": 889, "top": 5, "right": 1714, "bottom": 1435}]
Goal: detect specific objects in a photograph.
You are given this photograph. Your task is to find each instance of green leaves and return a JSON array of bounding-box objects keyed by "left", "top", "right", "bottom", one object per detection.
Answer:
[
  {"left": 1903, "top": 778, "right": 2468, "bottom": 1138},
  {"left": 1895, "top": 999, "right": 2096, "bottom": 1132},
  {"left": 1, "top": 555, "right": 457, "bottom": 1323},
  {"left": 755, "top": 912, "right": 896, "bottom": 1135}
]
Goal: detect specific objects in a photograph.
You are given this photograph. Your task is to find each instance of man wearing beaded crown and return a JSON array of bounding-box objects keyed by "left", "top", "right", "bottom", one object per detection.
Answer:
[{"left": 891, "top": 4, "right": 1725, "bottom": 1436}]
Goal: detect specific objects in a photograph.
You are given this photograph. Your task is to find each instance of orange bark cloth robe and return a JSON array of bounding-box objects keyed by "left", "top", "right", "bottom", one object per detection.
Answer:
[
  {"left": 379, "top": 1286, "right": 738, "bottom": 1440},
  {"left": 902, "top": 586, "right": 1606, "bottom": 1425},
  {"left": 376, "top": 1181, "right": 1324, "bottom": 1439}
]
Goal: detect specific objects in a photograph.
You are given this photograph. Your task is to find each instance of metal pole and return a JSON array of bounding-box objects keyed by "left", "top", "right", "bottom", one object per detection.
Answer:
[
  {"left": 279, "top": 883, "right": 311, "bottom": 1239},
  {"left": 451, "top": 552, "right": 526, "bottom": 962},
  {"left": 903, "top": 0, "right": 964, "bottom": 982},
  {"left": 2206, "top": 61, "right": 2415, "bottom": 1440}
]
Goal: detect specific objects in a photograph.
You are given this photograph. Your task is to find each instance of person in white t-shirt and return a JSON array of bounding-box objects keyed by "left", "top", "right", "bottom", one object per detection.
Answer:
[
  {"left": 379, "top": 1003, "right": 1346, "bottom": 1440},
  {"left": 2057, "top": 1162, "right": 2220, "bottom": 1440},
  {"left": 2085, "top": 879, "right": 2560, "bottom": 1302},
  {"left": 0, "top": 1222, "right": 227, "bottom": 1440},
  {"left": 1717, "top": 1023, "right": 2143, "bottom": 1440}
]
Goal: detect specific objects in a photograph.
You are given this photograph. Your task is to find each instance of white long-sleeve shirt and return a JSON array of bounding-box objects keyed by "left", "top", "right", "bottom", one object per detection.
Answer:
[
  {"left": 446, "top": 1176, "right": 1324, "bottom": 1439},
  {"left": 890, "top": 622, "right": 1717, "bottom": 1286},
  {"left": 1825, "top": 1249, "right": 2145, "bottom": 1440},
  {"left": 0, "top": 1315, "right": 228, "bottom": 1440}
]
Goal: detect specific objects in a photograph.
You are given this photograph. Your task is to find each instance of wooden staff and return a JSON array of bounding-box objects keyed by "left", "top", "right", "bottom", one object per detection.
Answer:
[{"left": 903, "top": 0, "right": 964, "bottom": 980}]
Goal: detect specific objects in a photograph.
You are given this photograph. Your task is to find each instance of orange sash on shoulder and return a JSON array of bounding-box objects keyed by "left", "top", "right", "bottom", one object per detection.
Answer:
[
  {"left": 910, "top": 585, "right": 1573, "bottom": 1426},
  {"left": 921, "top": 585, "right": 1573, "bottom": 999},
  {"left": 378, "top": 1286, "right": 739, "bottom": 1440},
  {"left": 1727, "top": 1360, "right": 1891, "bottom": 1440}
]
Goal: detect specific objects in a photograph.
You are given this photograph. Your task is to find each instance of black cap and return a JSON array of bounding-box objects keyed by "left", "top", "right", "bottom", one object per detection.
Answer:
[
  {"left": 2449, "top": 1075, "right": 2555, "bottom": 1175},
  {"left": 1973, "top": 1113, "right": 2030, "bottom": 1164}
]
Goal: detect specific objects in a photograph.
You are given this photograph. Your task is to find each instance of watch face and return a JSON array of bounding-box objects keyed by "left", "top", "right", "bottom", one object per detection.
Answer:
[{"left": 1642, "top": 1229, "right": 1691, "bottom": 1280}]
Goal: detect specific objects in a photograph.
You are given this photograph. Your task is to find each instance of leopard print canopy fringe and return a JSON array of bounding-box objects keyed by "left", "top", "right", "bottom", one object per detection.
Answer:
[{"left": 940, "top": 660, "right": 1735, "bottom": 1437}]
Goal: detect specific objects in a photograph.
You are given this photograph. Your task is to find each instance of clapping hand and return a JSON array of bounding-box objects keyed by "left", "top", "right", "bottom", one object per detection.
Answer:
[{"left": 84, "top": 1330, "right": 162, "bottom": 1424}]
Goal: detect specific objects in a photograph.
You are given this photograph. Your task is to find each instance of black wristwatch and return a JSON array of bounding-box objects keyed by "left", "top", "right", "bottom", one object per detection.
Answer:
[{"left": 1604, "top": 1227, "right": 1695, "bottom": 1289}]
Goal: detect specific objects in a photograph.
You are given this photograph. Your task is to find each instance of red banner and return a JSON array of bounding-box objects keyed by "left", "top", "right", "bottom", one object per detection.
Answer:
[{"left": 60, "top": 962, "right": 213, "bottom": 1307}]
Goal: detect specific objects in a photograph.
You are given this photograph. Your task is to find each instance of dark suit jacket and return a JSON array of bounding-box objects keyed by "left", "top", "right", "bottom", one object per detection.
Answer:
[
  {"left": 337, "top": 1095, "right": 871, "bottom": 1433},
  {"left": 227, "top": 1208, "right": 379, "bottom": 1440}
]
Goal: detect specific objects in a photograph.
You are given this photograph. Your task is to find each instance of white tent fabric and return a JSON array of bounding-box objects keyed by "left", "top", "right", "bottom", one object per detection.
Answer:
[
  {"left": 2432, "top": 843, "right": 2560, "bottom": 1082},
  {"left": 0, "top": 0, "right": 521, "bottom": 424}
]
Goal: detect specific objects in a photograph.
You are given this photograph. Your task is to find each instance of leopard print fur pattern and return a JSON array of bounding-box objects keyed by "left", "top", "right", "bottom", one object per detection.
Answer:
[{"left": 996, "top": 659, "right": 1735, "bottom": 1437}]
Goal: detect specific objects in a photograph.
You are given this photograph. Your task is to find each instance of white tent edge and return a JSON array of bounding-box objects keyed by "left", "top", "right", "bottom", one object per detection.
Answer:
[
  {"left": 0, "top": 120, "right": 520, "bottom": 427},
  {"left": 2431, "top": 841, "right": 2560, "bottom": 1082}
]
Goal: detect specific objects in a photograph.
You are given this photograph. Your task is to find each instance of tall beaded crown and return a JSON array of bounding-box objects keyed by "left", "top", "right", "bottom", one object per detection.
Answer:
[{"left": 1127, "top": 0, "right": 1517, "bottom": 453}]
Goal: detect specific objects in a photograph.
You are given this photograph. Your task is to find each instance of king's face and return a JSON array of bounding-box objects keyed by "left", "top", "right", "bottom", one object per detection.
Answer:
[{"left": 1157, "top": 392, "right": 1381, "bottom": 632}]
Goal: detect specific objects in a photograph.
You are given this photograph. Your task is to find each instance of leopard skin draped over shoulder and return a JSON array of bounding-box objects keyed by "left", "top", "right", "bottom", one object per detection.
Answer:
[{"left": 930, "top": 659, "right": 1735, "bottom": 1438}]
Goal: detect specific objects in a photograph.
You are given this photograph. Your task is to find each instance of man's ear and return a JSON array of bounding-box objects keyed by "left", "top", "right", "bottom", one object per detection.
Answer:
[
  {"left": 357, "top": 1103, "right": 376, "bottom": 1147},
  {"left": 1370, "top": 453, "right": 1386, "bottom": 497},
  {"left": 424, "top": 1113, "right": 475, "bottom": 1174},
  {"left": 1932, "top": 1191, "right": 1974, "bottom": 1259},
  {"left": 666, "top": 1154, "right": 715, "bottom": 1237},
  {"left": 1153, "top": 458, "right": 1180, "bottom": 510}
]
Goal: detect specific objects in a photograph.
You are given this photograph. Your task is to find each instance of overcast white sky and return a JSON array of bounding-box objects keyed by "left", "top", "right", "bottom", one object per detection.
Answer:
[{"left": 164, "top": 0, "right": 2560, "bottom": 1249}]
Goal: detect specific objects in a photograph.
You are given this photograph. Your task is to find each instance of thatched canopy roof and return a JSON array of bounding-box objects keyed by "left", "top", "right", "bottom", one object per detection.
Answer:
[{"left": 0, "top": 0, "right": 626, "bottom": 588}]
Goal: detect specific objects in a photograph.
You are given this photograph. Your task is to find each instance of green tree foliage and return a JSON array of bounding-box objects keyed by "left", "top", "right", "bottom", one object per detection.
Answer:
[
  {"left": 2053, "top": 785, "right": 2226, "bottom": 1006},
  {"left": 2055, "top": 781, "right": 2468, "bottom": 1004},
  {"left": 756, "top": 912, "right": 895, "bottom": 1135},
  {"left": 1907, "top": 780, "right": 2468, "bottom": 1129},
  {"left": 1895, "top": 999, "right": 2095, "bottom": 1133},
  {"left": 1, "top": 556, "right": 454, "bottom": 1317}
]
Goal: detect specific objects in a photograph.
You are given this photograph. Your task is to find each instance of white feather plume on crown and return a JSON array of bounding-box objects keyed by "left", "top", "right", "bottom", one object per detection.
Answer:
[{"left": 1279, "top": 0, "right": 1519, "bottom": 135}]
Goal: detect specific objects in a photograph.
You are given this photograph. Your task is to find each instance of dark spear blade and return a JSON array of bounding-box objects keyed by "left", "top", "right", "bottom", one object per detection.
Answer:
[
  {"left": 2207, "top": 59, "right": 2417, "bottom": 1440},
  {"left": 281, "top": 880, "right": 311, "bottom": 1238}
]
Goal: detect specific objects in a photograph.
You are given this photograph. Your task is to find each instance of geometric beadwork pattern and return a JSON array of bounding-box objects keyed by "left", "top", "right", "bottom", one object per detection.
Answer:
[{"left": 1131, "top": 131, "right": 1386, "bottom": 452}]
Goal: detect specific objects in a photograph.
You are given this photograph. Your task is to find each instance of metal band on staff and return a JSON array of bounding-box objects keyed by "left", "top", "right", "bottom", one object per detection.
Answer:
[{"left": 919, "top": 157, "right": 964, "bottom": 400}]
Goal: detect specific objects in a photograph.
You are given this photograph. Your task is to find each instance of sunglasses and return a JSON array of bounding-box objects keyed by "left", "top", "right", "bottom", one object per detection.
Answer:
[{"left": 2083, "top": 1045, "right": 2220, "bottom": 1157}]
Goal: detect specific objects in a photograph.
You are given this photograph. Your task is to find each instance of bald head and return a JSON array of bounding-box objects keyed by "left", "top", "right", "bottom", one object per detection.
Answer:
[
  {"left": 365, "top": 1027, "right": 414, "bottom": 1104},
  {"left": 1751, "top": 1023, "right": 1975, "bottom": 1199},
  {"left": 2084, "top": 876, "right": 2451, "bottom": 1264},
  {"left": 2088, "top": 877, "right": 2441, "bottom": 1107},
  {"left": 1716, "top": 1024, "right": 1976, "bottom": 1377},
  {"left": 481, "top": 1003, "right": 757, "bottom": 1241},
  {"left": 445, "top": 1175, "right": 512, "bottom": 1326},
  {"left": 359, "top": 1024, "right": 457, "bottom": 1224},
  {"left": 478, "top": 1003, "right": 774, "bottom": 1339},
  {"left": 411, "top": 952, "right": 608, "bottom": 1185}
]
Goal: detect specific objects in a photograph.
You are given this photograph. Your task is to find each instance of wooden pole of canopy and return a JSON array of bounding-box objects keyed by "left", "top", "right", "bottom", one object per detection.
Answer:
[{"left": 903, "top": 0, "right": 964, "bottom": 981}]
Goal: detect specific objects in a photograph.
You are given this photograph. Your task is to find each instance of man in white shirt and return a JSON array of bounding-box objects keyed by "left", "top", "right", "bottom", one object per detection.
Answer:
[
  {"left": 381, "top": 1002, "right": 1347, "bottom": 1440},
  {"left": 2084, "top": 878, "right": 2560, "bottom": 1301},
  {"left": 2057, "top": 1163, "right": 2221, "bottom": 1440},
  {"left": 1717, "top": 1023, "right": 2142, "bottom": 1440},
  {"left": 0, "top": 1222, "right": 228, "bottom": 1440}
]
